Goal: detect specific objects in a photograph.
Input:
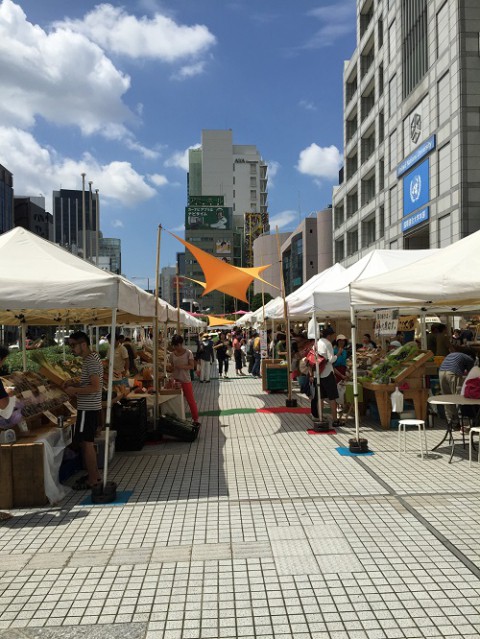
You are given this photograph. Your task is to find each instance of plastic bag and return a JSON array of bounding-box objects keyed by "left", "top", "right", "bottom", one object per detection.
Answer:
[{"left": 390, "top": 387, "right": 404, "bottom": 412}]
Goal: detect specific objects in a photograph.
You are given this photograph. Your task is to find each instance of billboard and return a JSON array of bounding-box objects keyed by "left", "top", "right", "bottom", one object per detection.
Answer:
[
  {"left": 403, "top": 158, "right": 429, "bottom": 217},
  {"left": 185, "top": 206, "right": 232, "bottom": 230},
  {"left": 188, "top": 195, "right": 224, "bottom": 206},
  {"left": 215, "top": 239, "right": 231, "bottom": 254}
]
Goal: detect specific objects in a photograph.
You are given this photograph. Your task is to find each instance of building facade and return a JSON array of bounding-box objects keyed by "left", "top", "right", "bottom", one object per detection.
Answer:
[
  {"left": 98, "top": 237, "right": 121, "bottom": 274},
  {"left": 252, "top": 232, "right": 290, "bottom": 298},
  {"left": 14, "top": 197, "right": 53, "bottom": 240},
  {"left": 185, "top": 130, "right": 269, "bottom": 312},
  {"left": 0, "top": 164, "right": 14, "bottom": 235},
  {"left": 281, "top": 217, "right": 319, "bottom": 296},
  {"left": 160, "top": 265, "right": 176, "bottom": 307},
  {"left": 52, "top": 189, "right": 99, "bottom": 261},
  {"left": 332, "top": 0, "right": 480, "bottom": 266}
]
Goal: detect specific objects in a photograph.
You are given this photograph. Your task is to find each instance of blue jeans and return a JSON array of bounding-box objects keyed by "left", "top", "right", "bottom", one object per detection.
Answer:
[{"left": 251, "top": 353, "right": 261, "bottom": 376}]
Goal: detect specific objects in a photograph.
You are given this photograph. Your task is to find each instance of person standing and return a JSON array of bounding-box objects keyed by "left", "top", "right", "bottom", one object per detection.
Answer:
[
  {"left": 232, "top": 332, "right": 244, "bottom": 375},
  {"left": 439, "top": 347, "right": 475, "bottom": 428},
  {"left": 106, "top": 333, "right": 129, "bottom": 385},
  {"left": 251, "top": 332, "right": 262, "bottom": 377},
  {"left": 64, "top": 331, "right": 103, "bottom": 490},
  {"left": 168, "top": 335, "right": 200, "bottom": 426},
  {"left": 197, "top": 333, "right": 214, "bottom": 382},
  {"left": 311, "top": 327, "right": 341, "bottom": 427},
  {"left": 214, "top": 335, "right": 231, "bottom": 378}
]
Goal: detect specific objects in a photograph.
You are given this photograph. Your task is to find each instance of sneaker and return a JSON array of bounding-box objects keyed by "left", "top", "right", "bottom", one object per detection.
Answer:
[{"left": 192, "top": 421, "right": 201, "bottom": 428}]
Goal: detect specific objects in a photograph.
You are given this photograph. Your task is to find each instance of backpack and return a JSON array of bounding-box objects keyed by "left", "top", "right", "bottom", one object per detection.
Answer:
[{"left": 464, "top": 377, "right": 480, "bottom": 399}]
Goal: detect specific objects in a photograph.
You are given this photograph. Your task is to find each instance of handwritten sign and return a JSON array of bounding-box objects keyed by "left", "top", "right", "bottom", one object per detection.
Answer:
[
  {"left": 21, "top": 390, "right": 34, "bottom": 399},
  {"left": 63, "top": 401, "right": 76, "bottom": 415},
  {"left": 398, "top": 316, "right": 417, "bottom": 332},
  {"left": 375, "top": 310, "right": 398, "bottom": 337},
  {"left": 43, "top": 410, "right": 57, "bottom": 424}
]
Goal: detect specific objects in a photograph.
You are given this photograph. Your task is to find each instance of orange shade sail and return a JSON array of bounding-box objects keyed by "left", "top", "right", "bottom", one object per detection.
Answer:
[
  {"left": 207, "top": 315, "right": 236, "bottom": 327},
  {"left": 170, "top": 232, "right": 273, "bottom": 303}
]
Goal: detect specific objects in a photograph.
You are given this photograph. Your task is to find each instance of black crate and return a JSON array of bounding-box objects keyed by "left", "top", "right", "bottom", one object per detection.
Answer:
[{"left": 112, "top": 398, "right": 148, "bottom": 451}]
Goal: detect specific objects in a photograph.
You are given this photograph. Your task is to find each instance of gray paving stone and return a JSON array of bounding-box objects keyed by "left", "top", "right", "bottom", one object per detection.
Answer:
[
  {"left": 3, "top": 623, "right": 147, "bottom": 638},
  {"left": 191, "top": 543, "right": 232, "bottom": 561},
  {"left": 26, "top": 552, "right": 72, "bottom": 570},
  {"left": 150, "top": 545, "right": 192, "bottom": 563}
]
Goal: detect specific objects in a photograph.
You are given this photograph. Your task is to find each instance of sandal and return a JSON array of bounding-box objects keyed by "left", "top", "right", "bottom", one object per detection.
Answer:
[{"left": 332, "top": 420, "right": 343, "bottom": 428}]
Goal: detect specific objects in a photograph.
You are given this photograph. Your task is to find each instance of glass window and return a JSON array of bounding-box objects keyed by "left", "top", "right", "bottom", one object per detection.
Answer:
[
  {"left": 438, "top": 144, "right": 451, "bottom": 195},
  {"left": 438, "top": 213, "right": 451, "bottom": 247},
  {"left": 437, "top": 72, "right": 450, "bottom": 127}
]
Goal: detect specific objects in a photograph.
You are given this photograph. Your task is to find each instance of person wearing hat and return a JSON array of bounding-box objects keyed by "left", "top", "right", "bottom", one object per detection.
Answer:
[
  {"left": 388, "top": 340, "right": 402, "bottom": 351},
  {"left": 333, "top": 334, "right": 349, "bottom": 382},
  {"left": 311, "top": 326, "right": 342, "bottom": 427},
  {"left": 196, "top": 333, "right": 215, "bottom": 382}
]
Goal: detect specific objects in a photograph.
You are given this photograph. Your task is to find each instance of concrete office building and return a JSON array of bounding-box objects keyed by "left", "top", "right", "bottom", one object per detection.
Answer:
[
  {"left": 98, "top": 237, "right": 121, "bottom": 274},
  {"left": 160, "top": 265, "right": 176, "bottom": 307},
  {"left": 0, "top": 164, "right": 14, "bottom": 235},
  {"left": 332, "top": 0, "right": 480, "bottom": 266},
  {"left": 186, "top": 130, "right": 269, "bottom": 312},
  {"left": 253, "top": 232, "right": 290, "bottom": 298},
  {"left": 52, "top": 189, "right": 99, "bottom": 261}
]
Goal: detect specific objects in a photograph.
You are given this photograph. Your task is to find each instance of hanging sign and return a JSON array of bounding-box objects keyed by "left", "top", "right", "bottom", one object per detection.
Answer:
[
  {"left": 398, "top": 316, "right": 417, "bottom": 332},
  {"left": 374, "top": 309, "right": 399, "bottom": 337}
]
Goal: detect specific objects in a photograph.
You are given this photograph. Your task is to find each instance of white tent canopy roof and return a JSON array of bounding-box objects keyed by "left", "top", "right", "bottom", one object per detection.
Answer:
[
  {"left": 350, "top": 230, "right": 480, "bottom": 310},
  {"left": 0, "top": 227, "right": 169, "bottom": 325},
  {"left": 312, "top": 249, "right": 438, "bottom": 316}
]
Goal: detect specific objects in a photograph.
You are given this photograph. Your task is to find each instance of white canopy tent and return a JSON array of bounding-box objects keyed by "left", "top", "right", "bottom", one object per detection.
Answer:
[
  {"left": 311, "top": 249, "right": 437, "bottom": 316},
  {"left": 346, "top": 235, "right": 480, "bottom": 444},
  {"left": 349, "top": 230, "right": 480, "bottom": 311},
  {"left": 0, "top": 227, "right": 193, "bottom": 496}
]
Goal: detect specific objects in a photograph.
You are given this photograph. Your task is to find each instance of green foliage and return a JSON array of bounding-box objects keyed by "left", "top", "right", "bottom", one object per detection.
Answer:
[{"left": 250, "top": 292, "right": 273, "bottom": 312}]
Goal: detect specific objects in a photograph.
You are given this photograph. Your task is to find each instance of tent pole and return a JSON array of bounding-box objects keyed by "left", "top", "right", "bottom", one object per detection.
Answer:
[
  {"left": 275, "top": 226, "right": 294, "bottom": 405},
  {"left": 21, "top": 324, "right": 27, "bottom": 372},
  {"left": 350, "top": 303, "right": 361, "bottom": 442},
  {"left": 81, "top": 172, "right": 86, "bottom": 260},
  {"left": 312, "top": 311, "right": 324, "bottom": 423},
  {"left": 420, "top": 311, "right": 427, "bottom": 350},
  {"left": 153, "top": 225, "right": 162, "bottom": 428},
  {"left": 163, "top": 322, "right": 168, "bottom": 378},
  {"left": 176, "top": 264, "right": 181, "bottom": 335},
  {"left": 103, "top": 307, "right": 117, "bottom": 487}
]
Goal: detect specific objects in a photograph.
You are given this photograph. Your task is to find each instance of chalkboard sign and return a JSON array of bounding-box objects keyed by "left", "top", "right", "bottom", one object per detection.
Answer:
[{"left": 265, "top": 366, "right": 288, "bottom": 391}]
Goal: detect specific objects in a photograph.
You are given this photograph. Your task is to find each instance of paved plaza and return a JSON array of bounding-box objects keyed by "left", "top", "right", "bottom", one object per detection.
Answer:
[{"left": 1, "top": 374, "right": 480, "bottom": 639}]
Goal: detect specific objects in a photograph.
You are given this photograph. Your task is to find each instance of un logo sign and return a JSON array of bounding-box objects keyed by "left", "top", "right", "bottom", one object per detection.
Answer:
[{"left": 410, "top": 174, "right": 422, "bottom": 203}]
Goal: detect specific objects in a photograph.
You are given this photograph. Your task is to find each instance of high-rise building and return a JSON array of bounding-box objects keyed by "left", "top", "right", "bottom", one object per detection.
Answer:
[
  {"left": 332, "top": 0, "right": 480, "bottom": 266},
  {"left": 185, "top": 130, "right": 269, "bottom": 312},
  {"left": 160, "top": 265, "right": 176, "bottom": 306},
  {"left": 52, "top": 188, "right": 99, "bottom": 260},
  {"left": 14, "top": 197, "right": 53, "bottom": 240},
  {"left": 0, "top": 164, "right": 14, "bottom": 235},
  {"left": 98, "top": 237, "right": 121, "bottom": 274}
]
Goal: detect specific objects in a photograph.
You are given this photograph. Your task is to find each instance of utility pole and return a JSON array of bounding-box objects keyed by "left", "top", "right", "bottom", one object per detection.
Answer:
[{"left": 81, "top": 173, "right": 86, "bottom": 260}]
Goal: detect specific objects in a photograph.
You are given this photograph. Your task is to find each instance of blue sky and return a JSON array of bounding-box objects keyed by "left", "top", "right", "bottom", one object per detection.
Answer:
[{"left": 0, "top": 0, "right": 356, "bottom": 288}]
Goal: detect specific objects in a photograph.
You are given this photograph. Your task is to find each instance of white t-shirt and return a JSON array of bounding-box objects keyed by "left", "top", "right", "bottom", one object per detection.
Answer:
[{"left": 317, "top": 338, "right": 337, "bottom": 378}]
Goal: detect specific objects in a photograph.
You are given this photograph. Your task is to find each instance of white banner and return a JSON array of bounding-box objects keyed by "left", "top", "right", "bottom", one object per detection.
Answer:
[{"left": 374, "top": 309, "right": 398, "bottom": 337}]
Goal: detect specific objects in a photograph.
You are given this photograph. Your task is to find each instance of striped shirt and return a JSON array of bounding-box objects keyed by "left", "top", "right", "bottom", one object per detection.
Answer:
[
  {"left": 439, "top": 352, "right": 474, "bottom": 377},
  {"left": 77, "top": 352, "right": 103, "bottom": 411}
]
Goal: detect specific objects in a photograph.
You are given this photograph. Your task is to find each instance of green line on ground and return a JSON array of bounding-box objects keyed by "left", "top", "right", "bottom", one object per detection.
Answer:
[{"left": 198, "top": 408, "right": 258, "bottom": 417}]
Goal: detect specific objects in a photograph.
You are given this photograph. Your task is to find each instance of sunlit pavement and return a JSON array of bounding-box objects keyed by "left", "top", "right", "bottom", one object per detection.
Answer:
[{"left": 1, "top": 373, "right": 480, "bottom": 639}]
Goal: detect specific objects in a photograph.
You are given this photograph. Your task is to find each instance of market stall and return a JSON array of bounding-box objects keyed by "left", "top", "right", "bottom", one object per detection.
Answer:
[{"left": 0, "top": 227, "right": 170, "bottom": 504}]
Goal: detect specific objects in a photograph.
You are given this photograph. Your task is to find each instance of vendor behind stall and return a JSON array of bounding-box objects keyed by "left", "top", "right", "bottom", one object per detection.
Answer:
[
  {"left": 64, "top": 331, "right": 103, "bottom": 490},
  {"left": 0, "top": 345, "right": 14, "bottom": 520},
  {"left": 106, "top": 333, "right": 129, "bottom": 386}
]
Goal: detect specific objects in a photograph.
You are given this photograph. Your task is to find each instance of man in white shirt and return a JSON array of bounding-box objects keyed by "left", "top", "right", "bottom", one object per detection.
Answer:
[{"left": 312, "top": 326, "right": 341, "bottom": 427}]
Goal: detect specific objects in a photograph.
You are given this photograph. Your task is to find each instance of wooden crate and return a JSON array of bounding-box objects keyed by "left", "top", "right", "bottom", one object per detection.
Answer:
[
  {"left": 11, "top": 442, "right": 47, "bottom": 507},
  {"left": 0, "top": 446, "right": 13, "bottom": 509}
]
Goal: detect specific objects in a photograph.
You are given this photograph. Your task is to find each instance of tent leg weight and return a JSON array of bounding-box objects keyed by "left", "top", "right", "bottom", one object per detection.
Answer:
[
  {"left": 313, "top": 420, "right": 330, "bottom": 432},
  {"left": 91, "top": 481, "right": 117, "bottom": 504},
  {"left": 286, "top": 398, "right": 297, "bottom": 408}
]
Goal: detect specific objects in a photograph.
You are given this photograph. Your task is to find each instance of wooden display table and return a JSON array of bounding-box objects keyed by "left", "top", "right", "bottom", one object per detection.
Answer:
[
  {"left": 362, "top": 350, "right": 433, "bottom": 429},
  {"left": 126, "top": 389, "right": 185, "bottom": 420}
]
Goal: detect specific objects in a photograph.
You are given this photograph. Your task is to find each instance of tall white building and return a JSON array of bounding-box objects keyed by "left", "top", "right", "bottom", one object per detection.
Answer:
[
  {"left": 186, "top": 129, "right": 269, "bottom": 313},
  {"left": 332, "top": 0, "right": 480, "bottom": 266}
]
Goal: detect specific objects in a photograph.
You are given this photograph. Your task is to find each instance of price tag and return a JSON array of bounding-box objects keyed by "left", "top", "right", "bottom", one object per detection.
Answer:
[
  {"left": 37, "top": 385, "right": 47, "bottom": 393},
  {"left": 43, "top": 410, "right": 57, "bottom": 424},
  {"left": 63, "top": 401, "right": 76, "bottom": 415},
  {"left": 21, "top": 390, "right": 34, "bottom": 399}
]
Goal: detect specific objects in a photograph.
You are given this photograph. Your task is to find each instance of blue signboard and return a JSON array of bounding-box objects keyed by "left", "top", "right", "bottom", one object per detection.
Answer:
[
  {"left": 402, "top": 207, "right": 429, "bottom": 233},
  {"left": 397, "top": 134, "right": 436, "bottom": 177},
  {"left": 403, "top": 158, "right": 429, "bottom": 217}
]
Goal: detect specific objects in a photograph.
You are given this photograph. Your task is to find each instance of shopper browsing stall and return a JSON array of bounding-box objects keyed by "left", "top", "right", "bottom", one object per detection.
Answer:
[
  {"left": 311, "top": 327, "right": 341, "bottom": 427},
  {"left": 168, "top": 335, "right": 200, "bottom": 427}
]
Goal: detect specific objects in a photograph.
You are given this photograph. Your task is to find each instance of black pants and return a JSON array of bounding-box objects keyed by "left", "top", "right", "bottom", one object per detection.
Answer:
[
  {"left": 234, "top": 349, "right": 243, "bottom": 371},
  {"left": 218, "top": 357, "right": 229, "bottom": 376}
]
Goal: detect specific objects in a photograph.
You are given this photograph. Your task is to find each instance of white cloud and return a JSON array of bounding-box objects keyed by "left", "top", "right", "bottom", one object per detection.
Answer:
[
  {"left": 296, "top": 143, "right": 342, "bottom": 181},
  {"left": 171, "top": 223, "right": 185, "bottom": 232},
  {"left": 0, "top": 126, "right": 156, "bottom": 207},
  {"left": 268, "top": 210, "right": 297, "bottom": 230},
  {"left": 149, "top": 173, "right": 169, "bottom": 187},
  {"left": 0, "top": 0, "right": 132, "bottom": 136},
  {"left": 172, "top": 61, "right": 207, "bottom": 81},
  {"left": 298, "top": 99, "right": 317, "bottom": 111},
  {"left": 56, "top": 4, "right": 216, "bottom": 61},
  {"left": 112, "top": 219, "right": 124, "bottom": 228},
  {"left": 266, "top": 161, "right": 280, "bottom": 188},
  {"left": 306, "top": 1, "right": 356, "bottom": 47},
  {"left": 165, "top": 144, "right": 201, "bottom": 171}
]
